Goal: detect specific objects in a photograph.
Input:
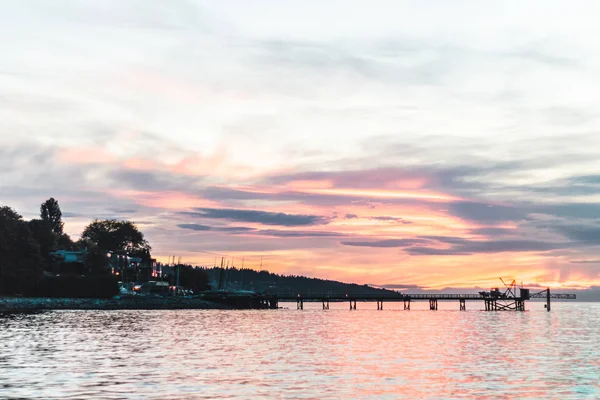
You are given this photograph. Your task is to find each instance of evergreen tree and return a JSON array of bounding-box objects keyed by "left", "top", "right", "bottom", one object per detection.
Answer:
[{"left": 40, "top": 198, "right": 64, "bottom": 235}]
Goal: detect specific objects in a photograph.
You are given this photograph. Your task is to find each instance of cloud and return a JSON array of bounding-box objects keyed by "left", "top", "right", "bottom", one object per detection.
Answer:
[
  {"left": 177, "top": 223, "right": 255, "bottom": 233},
  {"left": 514, "top": 174, "right": 600, "bottom": 198},
  {"left": 178, "top": 224, "right": 345, "bottom": 238},
  {"left": 108, "top": 168, "right": 203, "bottom": 192},
  {"left": 341, "top": 213, "right": 411, "bottom": 223},
  {"left": 407, "top": 239, "right": 566, "bottom": 256},
  {"left": 265, "top": 167, "right": 431, "bottom": 191},
  {"left": 341, "top": 238, "right": 429, "bottom": 248},
  {"left": 446, "top": 201, "right": 527, "bottom": 223},
  {"left": 470, "top": 227, "right": 515, "bottom": 236},
  {"left": 200, "top": 186, "right": 372, "bottom": 207},
  {"left": 538, "top": 203, "right": 600, "bottom": 220},
  {"left": 570, "top": 260, "right": 600, "bottom": 264},
  {"left": 406, "top": 247, "right": 472, "bottom": 256},
  {"left": 570, "top": 175, "right": 600, "bottom": 185},
  {"left": 216, "top": 226, "right": 256, "bottom": 233},
  {"left": 342, "top": 234, "right": 566, "bottom": 256},
  {"left": 371, "top": 216, "right": 412, "bottom": 224},
  {"left": 62, "top": 212, "right": 83, "bottom": 218},
  {"left": 108, "top": 208, "right": 138, "bottom": 214},
  {"left": 254, "top": 229, "right": 345, "bottom": 238},
  {"left": 552, "top": 224, "right": 600, "bottom": 244},
  {"left": 181, "top": 207, "right": 328, "bottom": 226},
  {"left": 177, "top": 223, "right": 211, "bottom": 231}
]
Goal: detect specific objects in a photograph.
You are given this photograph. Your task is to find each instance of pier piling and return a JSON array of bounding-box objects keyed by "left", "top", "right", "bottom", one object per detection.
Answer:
[{"left": 429, "top": 299, "right": 438, "bottom": 310}]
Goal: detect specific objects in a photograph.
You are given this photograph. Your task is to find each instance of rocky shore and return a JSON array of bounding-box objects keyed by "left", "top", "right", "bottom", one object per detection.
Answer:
[{"left": 0, "top": 296, "right": 231, "bottom": 311}]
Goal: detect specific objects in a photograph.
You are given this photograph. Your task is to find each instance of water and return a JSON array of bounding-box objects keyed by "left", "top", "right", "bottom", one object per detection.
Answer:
[{"left": 1, "top": 302, "right": 599, "bottom": 399}]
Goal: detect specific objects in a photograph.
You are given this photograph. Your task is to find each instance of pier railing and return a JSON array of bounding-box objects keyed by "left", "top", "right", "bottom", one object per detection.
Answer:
[{"left": 275, "top": 293, "right": 485, "bottom": 301}]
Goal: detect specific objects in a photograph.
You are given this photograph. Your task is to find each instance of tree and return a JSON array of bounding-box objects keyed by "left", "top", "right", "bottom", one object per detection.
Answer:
[
  {"left": 40, "top": 198, "right": 64, "bottom": 235},
  {"left": 80, "top": 220, "right": 151, "bottom": 273},
  {"left": 0, "top": 206, "right": 43, "bottom": 295},
  {"left": 81, "top": 220, "right": 151, "bottom": 254},
  {"left": 178, "top": 266, "right": 210, "bottom": 292},
  {"left": 56, "top": 232, "right": 75, "bottom": 250},
  {"left": 27, "top": 219, "right": 56, "bottom": 267}
]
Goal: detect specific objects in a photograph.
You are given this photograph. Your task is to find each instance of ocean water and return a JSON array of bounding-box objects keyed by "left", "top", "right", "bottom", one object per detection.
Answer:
[{"left": 1, "top": 301, "right": 599, "bottom": 399}]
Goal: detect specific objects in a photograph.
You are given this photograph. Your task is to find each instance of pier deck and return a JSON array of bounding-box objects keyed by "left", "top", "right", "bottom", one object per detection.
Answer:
[{"left": 268, "top": 288, "right": 576, "bottom": 311}]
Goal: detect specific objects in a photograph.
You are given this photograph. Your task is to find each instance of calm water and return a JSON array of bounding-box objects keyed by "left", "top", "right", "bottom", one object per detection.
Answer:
[{"left": 1, "top": 302, "right": 599, "bottom": 399}]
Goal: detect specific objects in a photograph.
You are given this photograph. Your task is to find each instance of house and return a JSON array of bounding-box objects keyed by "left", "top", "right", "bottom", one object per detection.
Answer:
[
  {"left": 107, "top": 252, "right": 157, "bottom": 282},
  {"left": 51, "top": 250, "right": 86, "bottom": 263},
  {"left": 50, "top": 250, "right": 87, "bottom": 274}
]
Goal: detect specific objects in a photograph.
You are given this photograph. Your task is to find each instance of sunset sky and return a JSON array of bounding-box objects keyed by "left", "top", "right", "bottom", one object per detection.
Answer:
[{"left": 2, "top": 1, "right": 600, "bottom": 290}]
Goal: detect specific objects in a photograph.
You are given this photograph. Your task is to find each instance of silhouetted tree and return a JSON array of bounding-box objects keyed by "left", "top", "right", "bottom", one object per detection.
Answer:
[
  {"left": 81, "top": 220, "right": 151, "bottom": 254},
  {"left": 40, "top": 198, "right": 64, "bottom": 234},
  {"left": 56, "top": 232, "right": 76, "bottom": 250},
  {"left": 0, "top": 206, "right": 43, "bottom": 295},
  {"left": 178, "top": 266, "right": 210, "bottom": 292},
  {"left": 77, "top": 240, "right": 109, "bottom": 275},
  {"left": 27, "top": 219, "right": 56, "bottom": 267},
  {"left": 81, "top": 220, "right": 151, "bottom": 274}
]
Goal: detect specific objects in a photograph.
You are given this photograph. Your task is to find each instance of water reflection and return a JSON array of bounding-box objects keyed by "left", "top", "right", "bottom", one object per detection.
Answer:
[{"left": 0, "top": 303, "right": 599, "bottom": 399}]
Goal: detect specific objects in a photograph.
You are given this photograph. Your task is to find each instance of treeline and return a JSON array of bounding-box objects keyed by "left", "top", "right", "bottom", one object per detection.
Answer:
[
  {"left": 0, "top": 198, "right": 152, "bottom": 297},
  {"left": 177, "top": 265, "right": 211, "bottom": 293},
  {"left": 205, "top": 267, "right": 393, "bottom": 295},
  {"left": 1, "top": 199, "right": 71, "bottom": 295},
  {"left": 1, "top": 198, "right": 387, "bottom": 298}
]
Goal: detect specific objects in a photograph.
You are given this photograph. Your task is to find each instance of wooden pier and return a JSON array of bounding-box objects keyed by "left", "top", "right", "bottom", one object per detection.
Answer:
[
  {"left": 269, "top": 287, "right": 576, "bottom": 312},
  {"left": 198, "top": 282, "right": 576, "bottom": 311}
]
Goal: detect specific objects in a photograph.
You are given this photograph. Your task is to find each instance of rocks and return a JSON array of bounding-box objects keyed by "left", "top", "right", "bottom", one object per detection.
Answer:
[{"left": 0, "top": 296, "right": 230, "bottom": 311}]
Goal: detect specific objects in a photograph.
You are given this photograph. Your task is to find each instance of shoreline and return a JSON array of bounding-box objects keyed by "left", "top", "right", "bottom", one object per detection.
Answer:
[{"left": 0, "top": 296, "right": 233, "bottom": 311}]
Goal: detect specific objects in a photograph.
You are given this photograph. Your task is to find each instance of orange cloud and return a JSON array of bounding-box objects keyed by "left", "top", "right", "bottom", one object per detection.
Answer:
[{"left": 299, "top": 188, "right": 460, "bottom": 202}]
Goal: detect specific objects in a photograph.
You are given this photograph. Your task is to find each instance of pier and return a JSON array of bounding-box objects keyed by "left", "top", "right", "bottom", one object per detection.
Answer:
[
  {"left": 195, "top": 280, "right": 576, "bottom": 311},
  {"left": 268, "top": 287, "right": 576, "bottom": 312}
]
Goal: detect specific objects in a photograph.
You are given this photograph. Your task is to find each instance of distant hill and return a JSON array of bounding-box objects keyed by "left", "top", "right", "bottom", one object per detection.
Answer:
[{"left": 204, "top": 267, "right": 396, "bottom": 296}]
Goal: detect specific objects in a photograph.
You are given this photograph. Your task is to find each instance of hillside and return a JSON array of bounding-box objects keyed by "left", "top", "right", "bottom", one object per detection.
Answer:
[{"left": 204, "top": 267, "right": 396, "bottom": 296}]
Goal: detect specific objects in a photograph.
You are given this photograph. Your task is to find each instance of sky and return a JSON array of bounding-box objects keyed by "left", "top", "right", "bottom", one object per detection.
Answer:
[{"left": 2, "top": 1, "right": 600, "bottom": 291}]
